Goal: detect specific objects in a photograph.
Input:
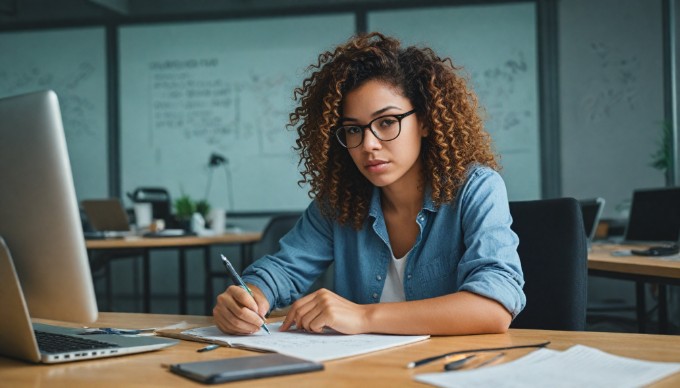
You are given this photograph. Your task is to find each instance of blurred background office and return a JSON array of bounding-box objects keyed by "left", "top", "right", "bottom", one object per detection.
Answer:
[{"left": 0, "top": 0, "right": 678, "bottom": 332}]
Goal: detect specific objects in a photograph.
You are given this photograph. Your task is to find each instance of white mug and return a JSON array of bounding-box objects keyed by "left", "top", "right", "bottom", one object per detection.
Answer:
[
  {"left": 210, "top": 208, "right": 226, "bottom": 235},
  {"left": 133, "top": 202, "right": 153, "bottom": 229}
]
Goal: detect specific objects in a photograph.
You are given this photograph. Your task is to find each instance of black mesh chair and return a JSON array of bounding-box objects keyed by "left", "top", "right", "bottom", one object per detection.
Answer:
[
  {"left": 509, "top": 198, "right": 588, "bottom": 331},
  {"left": 252, "top": 213, "right": 303, "bottom": 260}
]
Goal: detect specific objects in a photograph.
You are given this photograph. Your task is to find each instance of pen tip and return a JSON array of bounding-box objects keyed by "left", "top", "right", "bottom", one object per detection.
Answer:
[{"left": 406, "top": 362, "right": 415, "bottom": 369}]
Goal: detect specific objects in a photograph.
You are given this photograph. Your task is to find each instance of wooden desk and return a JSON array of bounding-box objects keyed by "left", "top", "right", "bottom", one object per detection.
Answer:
[
  {"left": 588, "top": 243, "right": 680, "bottom": 333},
  {"left": 86, "top": 233, "right": 261, "bottom": 315},
  {"left": 1, "top": 313, "right": 679, "bottom": 387}
]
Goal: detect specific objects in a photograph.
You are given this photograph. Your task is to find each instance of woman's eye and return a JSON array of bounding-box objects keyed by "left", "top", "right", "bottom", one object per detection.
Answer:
[
  {"left": 345, "top": 126, "right": 362, "bottom": 135},
  {"left": 378, "top": 118, "right": 397, "bottom": 128}
]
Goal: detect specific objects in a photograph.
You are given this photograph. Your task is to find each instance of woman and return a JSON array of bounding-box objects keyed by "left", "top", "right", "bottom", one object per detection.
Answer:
[{"left": 213, "top": 32, "right": 525, "bottom": 336}]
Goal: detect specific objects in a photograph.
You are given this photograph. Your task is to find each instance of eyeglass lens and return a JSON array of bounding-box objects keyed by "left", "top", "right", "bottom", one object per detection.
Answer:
[{"left": 336, "top": 114, "right": 406, "bottom": 148}]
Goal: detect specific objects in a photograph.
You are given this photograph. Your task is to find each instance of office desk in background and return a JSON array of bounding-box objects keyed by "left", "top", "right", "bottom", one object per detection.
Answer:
[
  {"left": 86, "top": 233, "right": 262, "bottom": 315},
  {"left": 588, "top": 243, "right": 680, "bottom": 334},
  {"left": 1, "top": 312, "right": 679, "bottom": 387}
]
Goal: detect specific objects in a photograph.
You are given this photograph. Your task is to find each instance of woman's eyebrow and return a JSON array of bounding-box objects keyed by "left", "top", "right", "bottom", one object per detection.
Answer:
[{"left": 340, "top": 106, "right": 403, "bottom": 122}]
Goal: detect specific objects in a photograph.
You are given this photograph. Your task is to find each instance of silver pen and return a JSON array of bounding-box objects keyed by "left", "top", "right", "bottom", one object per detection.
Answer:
[{"left": 220, "top": 254, "right": 271, "bottom": 334}]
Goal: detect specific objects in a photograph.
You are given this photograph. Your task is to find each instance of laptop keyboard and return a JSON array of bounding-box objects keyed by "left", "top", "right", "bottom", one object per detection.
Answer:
[{"left": 35, "top": 330, "right": 120, "bottom": 354}]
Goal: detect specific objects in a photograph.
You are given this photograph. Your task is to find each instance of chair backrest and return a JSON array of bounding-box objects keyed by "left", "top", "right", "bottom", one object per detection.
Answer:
[
  {"left": 509, "top": 198, "right": 588, "bottom": 331},
  {"left": 252, "top": 213, "right": 302, "bottom": 259}
]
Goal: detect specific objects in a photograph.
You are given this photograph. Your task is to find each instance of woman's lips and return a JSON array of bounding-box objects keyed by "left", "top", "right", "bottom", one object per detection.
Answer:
[{"left": 365, "top": 160, "right": 388, "bottom": 172}]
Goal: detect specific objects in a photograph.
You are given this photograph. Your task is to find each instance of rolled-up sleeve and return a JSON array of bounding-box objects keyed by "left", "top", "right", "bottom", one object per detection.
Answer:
[{"left": 456, "top": 169, "right": 526, "bottom": 318}]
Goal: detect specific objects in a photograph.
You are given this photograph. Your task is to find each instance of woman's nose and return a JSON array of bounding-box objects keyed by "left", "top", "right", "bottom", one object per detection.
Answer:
[{"left": 361, "top": 129, "right": 382, "bottom": 150}]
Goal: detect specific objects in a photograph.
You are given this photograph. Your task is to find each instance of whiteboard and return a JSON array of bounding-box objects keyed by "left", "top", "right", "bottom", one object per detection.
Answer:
[
  {"left": 369, "top": 3, "right": 541, "bottom": 200},
  {"left": 0, "top": 27, "right": 108, "bottom": 201},
  {"left": 119, "top": 15, "right": 356, "bottom": 212}
]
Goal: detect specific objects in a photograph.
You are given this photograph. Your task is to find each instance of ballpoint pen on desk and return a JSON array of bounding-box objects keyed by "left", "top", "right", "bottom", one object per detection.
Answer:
[
  {"left": 406, "top": 341, "right": 549, "bottom": 368},
  {"left": 78, "top": 327, "right": 155, "bottom": 335},
  {"left": 443, "top": 352, "right": 505, "bottom": 371},
  {"left": 220, "top": 254, "right": 271, "bottom": 335},
  {"left": 197, "top": 344, "right": 220, "bottom": 353},
  {"left": 443, "top": 354, "right": 476, "bottom": 371},
  {"left": 474, "top": 352, "right": 505, "bottom": 369}
]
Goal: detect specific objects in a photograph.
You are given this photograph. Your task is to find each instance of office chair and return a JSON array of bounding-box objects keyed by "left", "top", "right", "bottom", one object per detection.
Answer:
[
  {"left": 252, "top": 213, "right": 303, "bottom": 260},
  {"left": 509, "top": 198, "right": 588, "bottom": 331}
]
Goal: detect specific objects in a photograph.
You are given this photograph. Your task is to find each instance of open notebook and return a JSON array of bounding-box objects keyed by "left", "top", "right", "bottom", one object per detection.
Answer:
[{"left": 158, "top": 322, "right": 428, "bottom": 362}]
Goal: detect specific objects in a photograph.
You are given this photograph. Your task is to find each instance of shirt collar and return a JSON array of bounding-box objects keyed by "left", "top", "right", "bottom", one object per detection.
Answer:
[{"left": 368, "top": 184, "right": 438, "bottom": 219}]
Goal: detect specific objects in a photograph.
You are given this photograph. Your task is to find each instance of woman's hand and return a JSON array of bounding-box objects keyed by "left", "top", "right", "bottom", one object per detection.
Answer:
[
  {"left": 280, "top": 288, "right": 370, "bottom": 334},
  {"left": 213, "top": 284, "right": 270, "bottom": 335}
]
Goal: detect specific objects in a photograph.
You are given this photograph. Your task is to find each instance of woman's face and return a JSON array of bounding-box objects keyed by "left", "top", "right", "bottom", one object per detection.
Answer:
[{"left": 340, "top": 79, "right": 426, "bottom": 189}]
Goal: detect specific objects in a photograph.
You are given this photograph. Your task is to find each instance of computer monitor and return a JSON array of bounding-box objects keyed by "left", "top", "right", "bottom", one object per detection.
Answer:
[
  {"left": 0, "top": 90, "right": 98, "bottom": 323},
  {"left": 624, "top": 187, "right": 680, "bottom": 244}
]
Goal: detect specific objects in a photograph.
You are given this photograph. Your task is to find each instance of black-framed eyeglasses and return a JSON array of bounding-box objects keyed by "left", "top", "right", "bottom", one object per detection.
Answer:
[{"left": 335, "top": 109, "right": 417, "bottom": 149}]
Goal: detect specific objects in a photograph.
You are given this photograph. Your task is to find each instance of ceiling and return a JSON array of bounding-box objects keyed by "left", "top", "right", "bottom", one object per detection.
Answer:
[{"left": 0, "top": 0, "right": 496, "bottom": 26}]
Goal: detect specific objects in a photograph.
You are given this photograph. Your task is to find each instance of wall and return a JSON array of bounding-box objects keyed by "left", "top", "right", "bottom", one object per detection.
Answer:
[
  {"left": 560, "top": 0, "right": 665, "bottom": 218},
  {"left": 559, "top": 0, "right": 667, "bottom": 322},
  {"left": 0, "top": 27, "right": 109, "bottom": 200}
]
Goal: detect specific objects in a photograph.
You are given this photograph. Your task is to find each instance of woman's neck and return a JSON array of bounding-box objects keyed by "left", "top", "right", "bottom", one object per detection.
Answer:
[{"left": 380, "top": 178, "right": 425, "bottom": 216}]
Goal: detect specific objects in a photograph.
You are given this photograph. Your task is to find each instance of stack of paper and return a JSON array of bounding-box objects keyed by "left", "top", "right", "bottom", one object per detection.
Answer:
[{"left": 415, "top": 345, "right": 680, "bottom": 388}]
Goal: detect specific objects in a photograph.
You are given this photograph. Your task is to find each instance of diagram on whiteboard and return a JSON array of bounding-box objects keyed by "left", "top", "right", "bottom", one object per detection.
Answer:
[
  {"left": 0, "top": 61, "right": 98, "bottom": 139},
  {"left": 469, "top": 50, "right": 535, "bottom": 153},
  {"left": 148, "top": 56, "right": 295, "bottom": 157}
]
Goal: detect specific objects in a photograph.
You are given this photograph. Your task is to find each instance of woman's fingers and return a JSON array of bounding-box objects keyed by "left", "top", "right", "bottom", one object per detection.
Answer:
[{"left": 213, "top": 285, "right": 265, "bottom": 334}]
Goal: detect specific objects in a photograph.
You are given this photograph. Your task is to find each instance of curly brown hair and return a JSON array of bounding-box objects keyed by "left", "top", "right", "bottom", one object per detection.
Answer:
[{"left": 289, "top": 32, "right": 498, "bottom": 229}]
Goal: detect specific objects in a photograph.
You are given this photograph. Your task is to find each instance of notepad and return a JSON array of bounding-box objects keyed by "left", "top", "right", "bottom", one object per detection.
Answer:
[{"left": 170, "top": 322, "right": 429, "bottom": 362}]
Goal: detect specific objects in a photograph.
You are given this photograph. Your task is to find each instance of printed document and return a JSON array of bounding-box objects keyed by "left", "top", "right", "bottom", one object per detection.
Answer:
[{"left": 415, "top": 345, "right": 680, "bottom": 388}]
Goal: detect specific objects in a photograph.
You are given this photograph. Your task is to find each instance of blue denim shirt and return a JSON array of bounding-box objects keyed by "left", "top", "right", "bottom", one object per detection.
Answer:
[{"left": 242, "top": 165, "right": 526, "bottom": 318}]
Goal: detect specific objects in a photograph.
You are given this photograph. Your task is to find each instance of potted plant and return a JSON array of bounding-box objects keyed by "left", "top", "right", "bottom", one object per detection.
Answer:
[
  {"left": 173, "top": 194, "right": 213, "bottom": 232},
  {"left": 174, "top": 194, "right": 196, "bottom": 231},
  {"left": 650, "top": 122, "right": 672, "bottom": 185}
]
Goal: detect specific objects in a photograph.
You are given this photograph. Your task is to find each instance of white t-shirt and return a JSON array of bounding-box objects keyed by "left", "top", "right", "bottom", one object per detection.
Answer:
[{"left": 379, "top": 252, "right": 409, "bottom": 303}]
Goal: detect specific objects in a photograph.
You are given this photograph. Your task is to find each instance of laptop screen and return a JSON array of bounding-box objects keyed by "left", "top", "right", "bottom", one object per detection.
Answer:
[
  {"left": 624, "top": 187, "right": 680, "bottom": 243},
  {"left": 579, "top": 198, "right": 605, "bottom": 241},
  {"left": 82, "top": 199, "right": 131, "bottom": 232}
]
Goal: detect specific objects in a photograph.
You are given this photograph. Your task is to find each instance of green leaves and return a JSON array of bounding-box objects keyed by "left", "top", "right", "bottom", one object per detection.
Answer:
[
  {"left": 174, "top": 195, "right": 211, "bottom": 220},
  {"left": 650, "top": 122, "right": 672, "bottom": 172}
]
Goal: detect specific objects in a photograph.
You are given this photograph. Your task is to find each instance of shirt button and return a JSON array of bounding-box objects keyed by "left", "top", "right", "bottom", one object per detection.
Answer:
[
  {"left": 376, "top": 275, "right": 382, "bottom": 281},
  {"left": 372, "top": 293, "right": 378, "bottom": 299},
  {"left": 407, "top": 274, "right": 412, "bottom": 279}
]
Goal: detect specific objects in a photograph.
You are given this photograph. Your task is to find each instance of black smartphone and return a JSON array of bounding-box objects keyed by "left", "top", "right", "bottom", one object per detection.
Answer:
[
  {"left": 169, "top": 353, "right": 323, "bottom": 384},
  {"left": 631, "top": 245, "right": 679, "bottom": 257}
]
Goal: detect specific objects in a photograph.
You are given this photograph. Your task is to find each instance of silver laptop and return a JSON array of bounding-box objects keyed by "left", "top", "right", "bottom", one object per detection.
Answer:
[
  {"left": 0, "top": 90, "right": 177, "bottom": 363},
  {"left": 620, "top": 187, "right": 680, "bottom": 245},
  {"left": 579, "top": 197, "right": 605, "bottom": 245},
  {"left": 82, "top": 198, "right": 134, "bottom": 238},
  {"left": 0, "top": 237, "right": 177, "bottom": 363}
]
